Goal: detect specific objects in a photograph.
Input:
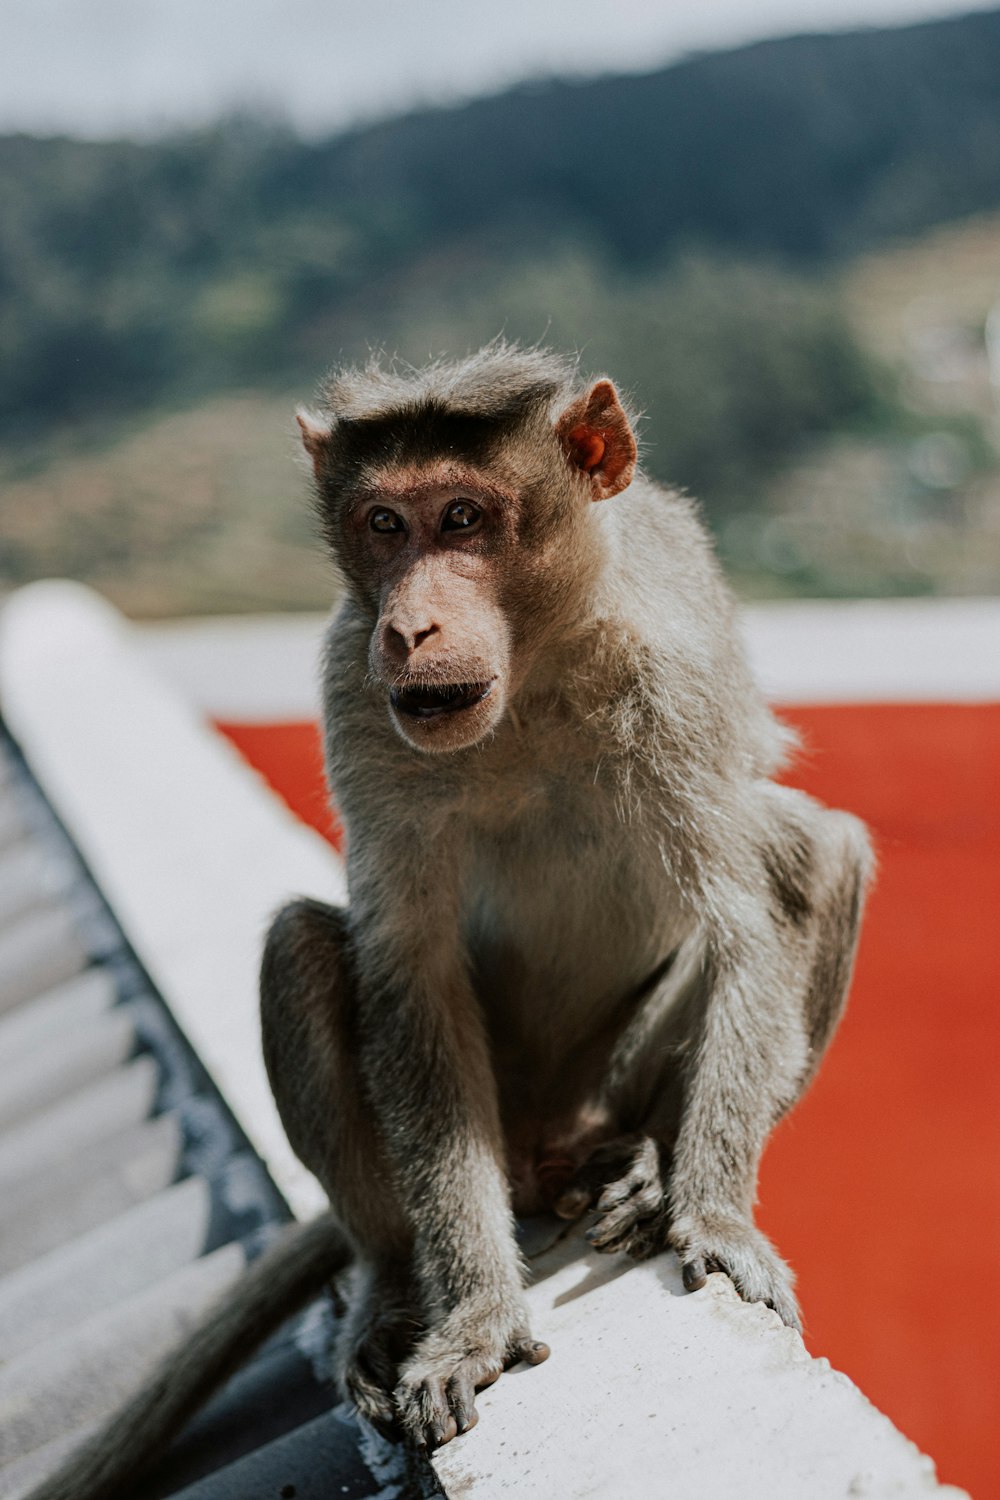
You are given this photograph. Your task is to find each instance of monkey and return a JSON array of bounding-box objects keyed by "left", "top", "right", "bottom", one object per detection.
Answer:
[{"left": 28, "top": 343, "right": 872, "bottom": 1500}]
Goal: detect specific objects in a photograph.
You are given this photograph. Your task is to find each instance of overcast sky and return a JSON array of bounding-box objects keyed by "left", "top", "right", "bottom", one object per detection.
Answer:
[{"left": 1, "top": 0, "right": 998, "bottom": 139}]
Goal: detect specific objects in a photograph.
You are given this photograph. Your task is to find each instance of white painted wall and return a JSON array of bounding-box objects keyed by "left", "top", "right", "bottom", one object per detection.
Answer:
[{"left": 135, "top": 597, "right": 1000, "bottom": 722}]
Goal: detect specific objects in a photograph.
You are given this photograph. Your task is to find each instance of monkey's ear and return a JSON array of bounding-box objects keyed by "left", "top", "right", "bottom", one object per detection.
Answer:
[
  {"left": 296, "top": 410, "right": 332, "bottom": 476},
  {"left": 556, "top": 380, "right": 637, "bottom": 500}
]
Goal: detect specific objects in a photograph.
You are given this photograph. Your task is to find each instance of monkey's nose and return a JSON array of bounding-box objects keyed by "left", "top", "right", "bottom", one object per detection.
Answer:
[{"left": 386, "top": 622, "right": 440, "bottom": 660}]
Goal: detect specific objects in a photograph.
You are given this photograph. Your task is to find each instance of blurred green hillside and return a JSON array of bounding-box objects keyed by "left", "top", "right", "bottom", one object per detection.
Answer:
[{"left": 3, "top": 7, "right": 1000, "bottom": 613}]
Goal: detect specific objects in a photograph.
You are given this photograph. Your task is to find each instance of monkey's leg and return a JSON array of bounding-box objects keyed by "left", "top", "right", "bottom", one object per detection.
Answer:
[
  {"left": 261, "top": 899, "right": 418, "bottom": 1426},
  {"left": 333, "top": 1261, "right": 422, "bottom": 1434}
]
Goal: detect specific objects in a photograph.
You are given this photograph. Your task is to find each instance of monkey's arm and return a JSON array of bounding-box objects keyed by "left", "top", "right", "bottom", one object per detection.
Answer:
[
  {"left": 665, "top": 784, "right": 871, "bottom": 1328},
  {"left": 567, "top": 870, "right": 807, "bottom": 1328},
  {"left": 345, "top": 829, "right": 548, "bottom": 1447},
  {"left": 664, "top": 881, "right": 809, "bottom": 1329},
  {"left": 568, "top": 779, "right": 871, "bottom": 1330}
]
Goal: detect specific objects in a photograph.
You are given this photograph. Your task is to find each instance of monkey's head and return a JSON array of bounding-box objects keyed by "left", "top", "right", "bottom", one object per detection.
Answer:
[{"left": 298, "top": 347, "right": 637, "bottom": 753}]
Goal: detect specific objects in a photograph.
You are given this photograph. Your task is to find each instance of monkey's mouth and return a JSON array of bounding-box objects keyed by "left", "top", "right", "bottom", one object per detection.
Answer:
[{"left": 390, "top": 681, "right": 494, "bottom": 719}]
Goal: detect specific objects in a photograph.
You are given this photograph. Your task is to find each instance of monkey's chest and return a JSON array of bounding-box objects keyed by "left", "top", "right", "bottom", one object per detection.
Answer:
[
  {"left": 464, "top": 795, "right": 685, "bottom": 1056},
  {"left": 464, "top": 792, "right": 689, "bottom": 1215}
]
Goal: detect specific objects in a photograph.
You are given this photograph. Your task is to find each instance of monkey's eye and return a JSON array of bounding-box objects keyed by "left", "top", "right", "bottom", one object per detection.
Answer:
[
  {"left": 369, "top": 508, "right": 405, "bottom": 534},
  {"left": 441, "top": 500, "right": 482, "bottom": 532}
]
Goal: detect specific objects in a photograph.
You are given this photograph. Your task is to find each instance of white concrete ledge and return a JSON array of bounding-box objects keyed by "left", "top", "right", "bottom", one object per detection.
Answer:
[
  {"left": 437, "top": 1229, "right": 969, "bottom": 1500},
  {"left": 0, "top": 583, "right": 971, "bottom": 1499}
]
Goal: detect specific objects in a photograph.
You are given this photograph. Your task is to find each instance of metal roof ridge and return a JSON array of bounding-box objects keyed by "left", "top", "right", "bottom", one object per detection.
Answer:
[{"left": 0, "top": 580, "right": 340, "bottom": 1221}]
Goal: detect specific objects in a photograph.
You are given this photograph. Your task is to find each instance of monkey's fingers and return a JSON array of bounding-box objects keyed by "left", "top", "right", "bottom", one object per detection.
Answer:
[
  {"left": 682, "top": 1255, "right": 709, "bottom": 1290},
  {"left": 596, "top": 1136, "right": 662, "bottom": 1208},
  {"left": 586, "top": 1173, "right": 664, "bottom": 1253},
  {"left": 587, "top": 1208, "right": 653, "bottom": 1252},
  {"left": 396, "top": 1335, "right": 550, "bottom": 1449},
  {"left": 553, "top": 1133, "right": 652, "bottom": 1220},
  {"left": 509, "top": 1336, "right": 551, "bottom": 1367}
]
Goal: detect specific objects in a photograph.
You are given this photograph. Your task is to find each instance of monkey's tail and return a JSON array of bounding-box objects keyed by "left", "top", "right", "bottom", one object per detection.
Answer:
[{"left": 26, "top": 1211, "right": 352, "bottom": 1500}]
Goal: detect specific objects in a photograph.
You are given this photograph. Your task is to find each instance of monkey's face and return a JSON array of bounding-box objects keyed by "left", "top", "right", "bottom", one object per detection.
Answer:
[
  {"left": 348, "top": 470, "right": 520, "bottom": 753},
  {"left": 299, "top": 372, "right": 639, "bottom": 754}
]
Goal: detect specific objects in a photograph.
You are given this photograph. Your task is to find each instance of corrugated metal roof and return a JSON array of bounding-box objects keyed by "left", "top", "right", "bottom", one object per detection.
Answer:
[{"left": 0, "top": 726, "right": 421, "bottom": 1500}]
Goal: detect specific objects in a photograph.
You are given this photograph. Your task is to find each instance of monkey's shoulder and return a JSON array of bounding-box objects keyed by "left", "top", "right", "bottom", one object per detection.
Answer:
[
  {"left": 603, "top": 477, "right": 719, "bottom": 575},
  {"left": 587, "top": 481, "right": 787, "bottom": 780},
  {"left": 564, "top": 618, "right": 781, "bottom": 791}
]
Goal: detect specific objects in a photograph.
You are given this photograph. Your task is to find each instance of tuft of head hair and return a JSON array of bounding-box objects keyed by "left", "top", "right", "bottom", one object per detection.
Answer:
[{"left": 319, "top": 340, "right": 578, "bottom": 428}]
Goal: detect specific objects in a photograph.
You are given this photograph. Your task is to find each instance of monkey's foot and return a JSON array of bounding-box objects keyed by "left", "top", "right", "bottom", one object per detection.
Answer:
[
  {"left": 341, "top": 1345, "right": 398, "bottom": 1434},
  {"left": 556, "top": 1134, "right": 672, "bottom": 1257},
  {"left": 669, "top": 1211, "right": 801, "bottom": 1330},
  {"left": 393, "top": 1316, "right": 550, "bottom": 1448},
  {"left": 337, "top": 1300, "right": 420, "bottom": 1434}
]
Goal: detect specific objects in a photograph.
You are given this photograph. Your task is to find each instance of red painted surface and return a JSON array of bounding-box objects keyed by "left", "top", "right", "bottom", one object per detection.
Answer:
[
  {"left": 216, "top": 721, "right": 344, "bottom": 851},
  {"left": 215, "top": 705, "right": 1000, "bottom": 1500}
]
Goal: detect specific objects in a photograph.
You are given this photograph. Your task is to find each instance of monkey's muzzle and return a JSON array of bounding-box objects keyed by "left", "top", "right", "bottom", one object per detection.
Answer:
[{"left": 390, "top": 681, "right": 494, "bottom": 719}]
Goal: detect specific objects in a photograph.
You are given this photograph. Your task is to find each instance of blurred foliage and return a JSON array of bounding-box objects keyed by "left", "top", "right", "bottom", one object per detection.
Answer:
[
  {"left": 326, "top": 248, "right": 885, "bottom": 521},
  {"left": 4, "top": 7, "right": 1000, "bottom": 436},
  {"left": 2, "top": 6, "right": 1000, "bottom": 610}
]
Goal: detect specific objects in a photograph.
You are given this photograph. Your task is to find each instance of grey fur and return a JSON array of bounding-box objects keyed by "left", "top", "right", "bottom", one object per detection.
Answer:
[{"left": 321, "top": 340, "right": 577, "bottom": 424}]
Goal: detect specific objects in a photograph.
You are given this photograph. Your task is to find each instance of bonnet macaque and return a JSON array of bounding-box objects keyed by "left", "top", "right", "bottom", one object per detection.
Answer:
[{"left": 32, "top": 345, "right": 870, "bottom": 1499}]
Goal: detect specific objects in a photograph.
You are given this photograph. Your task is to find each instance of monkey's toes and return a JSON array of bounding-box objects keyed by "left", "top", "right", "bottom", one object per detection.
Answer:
[
  {"left": 395, "top": 1337, "right": 549, "bottom": 1449},
  {"left": 343, "top": 1366, "right": 398, "bottom": 1435},
  {"left": 393, "top": 1370, "right": 459, "bottom": 1449}
]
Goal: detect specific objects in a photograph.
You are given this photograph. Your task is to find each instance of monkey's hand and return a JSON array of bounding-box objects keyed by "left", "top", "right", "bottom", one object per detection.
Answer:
[
  {"left": 669, "top": 1210, "right": 801, "bottom": 1331},
  {"left": 556, "top": 1141, "right": 801, "bottom": 1330},
  {"left": 393, "top": 1305, "right": 550, "bottom": 1448},
  {"left": 555, "top": 1134, "right": 673, "bottom": 1259}
]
